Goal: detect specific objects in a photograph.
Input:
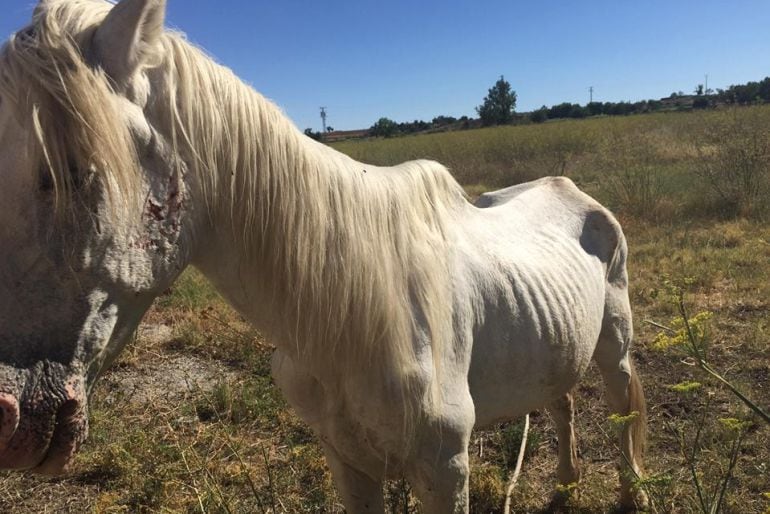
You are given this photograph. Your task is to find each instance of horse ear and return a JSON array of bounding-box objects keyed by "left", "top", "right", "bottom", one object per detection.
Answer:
[
  {"left": 33, "top": 0, "right": 53, "bottom": 17},
  {"left": 93, "top": 0, "right": 166, "bottom": 87}
]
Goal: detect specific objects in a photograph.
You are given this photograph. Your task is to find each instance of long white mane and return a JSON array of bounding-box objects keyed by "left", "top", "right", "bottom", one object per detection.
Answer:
[
  {"left": 2, "top": 0, "right": 468, "bottom": 403},
  {"left": 159, "top": 33, "right": 467, "bottom": 398}
]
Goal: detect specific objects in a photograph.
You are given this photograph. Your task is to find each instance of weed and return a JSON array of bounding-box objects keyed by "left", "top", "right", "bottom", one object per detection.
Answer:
[
  {"left": 647, "top": 283, "right": 769, "bottom": 513},
  {"left": 469, "top": 463, "right": 505, "bottom": 514},
  {"left": 157, "top": 269, "right": 219, "bottom": 311},
  {"left": 597, "top": 130, "right": 666, "bottom": 219},
  {"left": 500, "top": 419, "right": 540, "bottom": 465}
]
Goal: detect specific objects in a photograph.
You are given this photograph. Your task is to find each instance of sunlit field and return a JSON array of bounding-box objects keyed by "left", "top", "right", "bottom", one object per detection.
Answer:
[{"left": 2, "top": 106, "right": 769, "bottom": 513}]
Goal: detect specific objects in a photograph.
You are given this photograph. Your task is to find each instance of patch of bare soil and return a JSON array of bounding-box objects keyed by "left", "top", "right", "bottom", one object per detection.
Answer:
[{"left": 101, "top": 325, "right": 238, "bottom": 406}]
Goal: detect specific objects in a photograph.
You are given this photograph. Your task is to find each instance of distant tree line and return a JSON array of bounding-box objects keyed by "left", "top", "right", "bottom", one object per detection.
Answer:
[
  {"left": 367, "top": 76, "right": 517, "bottom": 137},
  {"left": 307, "top": 75, "right": 770, "bottom": 141},
  {"left": 712, "top": 77, "right": 770, "bottom": 105},
  {"left": 529, "top": 76, "right": 770, "bottom": 123},
  {"left": 369, "top": 115, "right": 472, "bottom": 138},
  {"left": 529, "top": 100, "right": 666, "bottom": 123},
  {"left": 303, "top": 126, "right": 335, "bottom": 141}
]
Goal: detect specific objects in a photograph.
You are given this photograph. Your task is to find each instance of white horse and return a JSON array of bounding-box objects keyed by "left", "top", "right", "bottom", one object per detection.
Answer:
[{"left": 0, "top": 0, "right": 648, "bottom": 511}]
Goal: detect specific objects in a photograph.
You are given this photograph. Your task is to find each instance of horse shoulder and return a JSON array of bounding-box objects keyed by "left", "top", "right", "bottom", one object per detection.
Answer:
[{"left": 271, "top": 350, "right": 327, "bottom": 427}]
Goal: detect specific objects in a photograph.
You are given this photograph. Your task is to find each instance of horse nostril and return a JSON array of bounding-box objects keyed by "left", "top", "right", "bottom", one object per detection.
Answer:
[
  {"left": 56, "top": 399, "right": 79, "bottom": 423},
  {"left": 0, "top": 393, "right": 20, "bottom": 448}
]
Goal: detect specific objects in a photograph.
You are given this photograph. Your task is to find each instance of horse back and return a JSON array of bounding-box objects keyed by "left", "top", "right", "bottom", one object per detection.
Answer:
[{"left": 474, "top": 176, "right": 624, "bottom": 275}]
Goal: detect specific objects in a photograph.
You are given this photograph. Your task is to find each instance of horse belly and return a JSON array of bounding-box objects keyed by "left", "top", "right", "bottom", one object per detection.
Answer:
[
  {"left": 467, "top": 248, "right": 605, "bottom": 428},
  {"left": 271, "top": 350, "right": 411, "bottom": 478},
  {"left": 470, "top": 339, "right": 596, "bottom": 427}
]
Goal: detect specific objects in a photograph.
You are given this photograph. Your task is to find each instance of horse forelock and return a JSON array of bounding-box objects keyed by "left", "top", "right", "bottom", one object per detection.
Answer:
[{"left": 0, "top": 0, "right": 140, "bottom": 220}]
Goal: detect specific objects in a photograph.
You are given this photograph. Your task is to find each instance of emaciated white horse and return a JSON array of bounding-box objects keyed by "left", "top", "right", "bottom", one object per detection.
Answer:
[{"left": 0, "top": 0, "right": 648, "bottom": 511}]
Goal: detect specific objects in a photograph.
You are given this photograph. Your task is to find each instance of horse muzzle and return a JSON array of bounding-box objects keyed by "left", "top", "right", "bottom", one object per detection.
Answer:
[{"left": 0, "top": 375, "right": 89, "bottom": 474}]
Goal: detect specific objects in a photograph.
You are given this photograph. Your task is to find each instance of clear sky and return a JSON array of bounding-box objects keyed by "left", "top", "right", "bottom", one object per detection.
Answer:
[{"left": 2, "top": 1, "right": 770, "bottom": 131}]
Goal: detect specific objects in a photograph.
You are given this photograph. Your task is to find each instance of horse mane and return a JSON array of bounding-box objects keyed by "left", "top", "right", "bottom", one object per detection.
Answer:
[
  {"left": 3, "top": 0, "right": 468, "bottom": 417},
  {"left": 159, "top": 33, "right": 467, "bottom": 405}
]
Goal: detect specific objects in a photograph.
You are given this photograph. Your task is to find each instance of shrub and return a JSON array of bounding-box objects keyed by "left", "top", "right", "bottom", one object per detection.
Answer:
[
  {"left": 530, "top": 106, "right": 548, "bottom": 123},
  {"left": 597, "top": 131, "right": 665, "bottom": 218},
  {"left": 370, "top": 117, "right": 399, "bottom": 138},
  {"left": 693, "top": 109, "right": 770, "bottom": 216}
]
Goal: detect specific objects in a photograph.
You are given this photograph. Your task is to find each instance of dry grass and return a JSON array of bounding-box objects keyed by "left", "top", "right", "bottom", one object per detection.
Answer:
[{"left": 1, "top": 107, "right": 769, "bottom": 513}]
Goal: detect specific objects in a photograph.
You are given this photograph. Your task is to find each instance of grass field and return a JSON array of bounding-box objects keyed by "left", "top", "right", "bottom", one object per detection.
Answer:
[{"left": 1, "top": 106, "right": 769, "bottom": 513}]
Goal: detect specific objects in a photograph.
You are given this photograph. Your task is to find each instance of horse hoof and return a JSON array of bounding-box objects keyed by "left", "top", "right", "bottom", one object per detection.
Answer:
[
  {"left": 619, "top": 487, "right": 649, "bottom": 511},
  {"left": 549, "top": 485, "right": 580, "bottom": 510}
]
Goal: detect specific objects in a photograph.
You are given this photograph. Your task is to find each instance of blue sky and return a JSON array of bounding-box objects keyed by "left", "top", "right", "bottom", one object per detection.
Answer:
[{"left": 2, "top": 1, "right": 769, "bottom": 130}]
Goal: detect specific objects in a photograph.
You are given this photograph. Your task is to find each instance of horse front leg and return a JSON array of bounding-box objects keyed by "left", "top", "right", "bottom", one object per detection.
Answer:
[
  {"left": 408, "top": 448, "right": 470, "bottom": 514},
  {"left": 407, "top": 399, "right": 475, "bottom": 514},
  {"left": 272, "top": 351, "right": 385, "bottom": 511},
  {"left": 322, "top": 442, "right": 385, "bottom": 513}
]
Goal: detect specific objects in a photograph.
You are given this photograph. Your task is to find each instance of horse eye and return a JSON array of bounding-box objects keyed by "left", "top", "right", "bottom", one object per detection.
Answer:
[
  {"left": 37, "top": 164, "right": 83, "bottom": 194},
  {"left": 18, "top": 26, "right": 35, "bottom": 40},
  {"left": 38, "top": 169, "right": 54, "bottom": 193},
  {"left": 69, "top": 163, "right": 87, "bottom": 190}
]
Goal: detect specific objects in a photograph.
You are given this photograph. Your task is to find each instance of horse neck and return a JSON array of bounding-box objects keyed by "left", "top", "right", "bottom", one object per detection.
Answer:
[
  {"left": 171, "top": 50, "right": 459, "bottom": 395},
  {"left": 176, "top": 69, "right": 386, "bottom": 363}
]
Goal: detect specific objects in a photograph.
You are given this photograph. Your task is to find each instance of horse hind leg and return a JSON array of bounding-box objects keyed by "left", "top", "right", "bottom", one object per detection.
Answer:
[
  {"left": 594, "top": 289, "right": 649, "bottom": 510},
  {"left": 546, "top": 392, "right": 581, "bottom": 504}
]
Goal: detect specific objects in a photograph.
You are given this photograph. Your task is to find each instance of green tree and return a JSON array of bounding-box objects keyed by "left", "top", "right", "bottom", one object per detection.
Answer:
[
  {"left": 530, "top": 106, "right": 548, "bottom": 123},
  {"left": 369, "top": 117, "right": 399, "bottom": 138},
  {"left": 303, "top": 128, "right": 321, "bottom": 141},
  {"left": 476, "top": 75, "right": 517, "bottom": 126}
]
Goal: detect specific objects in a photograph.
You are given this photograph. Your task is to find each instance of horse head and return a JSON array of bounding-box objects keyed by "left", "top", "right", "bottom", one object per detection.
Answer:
[{"left": 0, "top": 0, "right": 185, "bottom": 473}]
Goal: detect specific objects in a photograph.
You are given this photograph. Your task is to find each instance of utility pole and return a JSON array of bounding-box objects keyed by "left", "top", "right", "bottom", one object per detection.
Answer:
[
  {"left": 320, "top": 107, "right": 327, "bottom": 134},
  {"left": 705, "top": 74, "right": 709, "bottom": 94},
  {"left": 589, "top": 86, "right": 594, "bottom": 104}
]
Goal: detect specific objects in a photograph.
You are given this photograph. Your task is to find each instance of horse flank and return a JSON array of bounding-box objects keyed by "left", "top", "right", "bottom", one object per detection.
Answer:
[{"left": 2, "top": 0, "right": 468, "bottom": 409}]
